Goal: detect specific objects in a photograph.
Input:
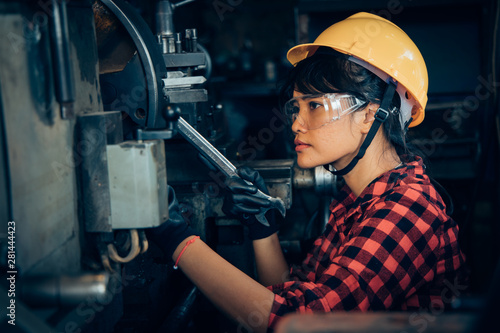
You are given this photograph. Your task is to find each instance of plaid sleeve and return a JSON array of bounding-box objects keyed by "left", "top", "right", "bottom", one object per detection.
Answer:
[{"left": 267, "top": 184, "right": 445, "bottom": 329}]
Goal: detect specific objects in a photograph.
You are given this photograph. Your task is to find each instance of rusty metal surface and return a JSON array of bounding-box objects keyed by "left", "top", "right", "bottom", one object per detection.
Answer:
[
  {"left": 0, "top": 4, "right": 103, "bottom": 275},
  {"left": 0, "top": 15, "right": 79, "bottom": 274},
  {"left": 93, "top": 0, "right": 136, "bottom": 74}
]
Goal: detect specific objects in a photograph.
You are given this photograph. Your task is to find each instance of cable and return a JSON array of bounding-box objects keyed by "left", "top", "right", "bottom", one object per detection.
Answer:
[
  {"left": 100, "top": 253, "right": 115, "bottom": 273},
  {"left": 138, "top": 229, "right": 149, "bottom": 254},
  {"left": 107, "top": 229, "right": 141, "bottom": 263}
]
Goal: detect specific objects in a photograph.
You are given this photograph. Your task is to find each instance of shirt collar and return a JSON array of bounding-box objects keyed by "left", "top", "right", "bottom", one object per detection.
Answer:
[{"left": 330, "top": 155, "right": 426, "bottom": 215}]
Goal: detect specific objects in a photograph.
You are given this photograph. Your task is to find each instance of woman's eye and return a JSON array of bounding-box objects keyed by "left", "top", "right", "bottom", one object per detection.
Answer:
[{"left": 309, "top": 102, "right": 323, "bottom": 110}]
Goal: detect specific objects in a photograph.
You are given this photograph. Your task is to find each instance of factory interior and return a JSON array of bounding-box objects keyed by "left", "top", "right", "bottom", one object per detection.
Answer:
[{"left": 0, "top": 0, "right": 499, "bottom": 332}]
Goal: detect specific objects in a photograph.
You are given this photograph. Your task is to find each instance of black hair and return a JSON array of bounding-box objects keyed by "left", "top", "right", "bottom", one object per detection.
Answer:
[{"left": 279, "top": 47, "right": 416, "bottom": 163}]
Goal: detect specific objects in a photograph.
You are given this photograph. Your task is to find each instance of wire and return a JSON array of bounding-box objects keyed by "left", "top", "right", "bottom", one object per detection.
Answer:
[
  {"left": 100, "top": 253, "right": 115, "bottom": 274},
  {"left": 138, "top": 229, "right": 149, "bottom": 254},
  {"left": 107, "top": 229, "right": 141, "bottom": 263}
]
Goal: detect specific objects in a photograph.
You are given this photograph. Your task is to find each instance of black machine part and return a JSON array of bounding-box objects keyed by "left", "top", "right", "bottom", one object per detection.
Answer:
[{"left": 98, "top": 0, "right": 169, "bottom": 129}]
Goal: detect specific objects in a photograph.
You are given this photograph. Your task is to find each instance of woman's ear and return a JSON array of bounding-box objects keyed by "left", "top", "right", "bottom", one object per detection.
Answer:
[{"left": 360, "top": 103, "right": 379, "bottom": 134}]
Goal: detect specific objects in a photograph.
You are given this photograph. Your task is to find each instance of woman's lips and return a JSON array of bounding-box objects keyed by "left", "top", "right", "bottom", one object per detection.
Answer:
[{"left": 294, "top": 139, "right": 311, "bottom": 152}]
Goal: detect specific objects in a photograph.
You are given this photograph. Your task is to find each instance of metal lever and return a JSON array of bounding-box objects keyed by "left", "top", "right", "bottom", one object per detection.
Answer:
[
  {"left": 172, "top": 0, "right": 197, "bottom": 9},
  {"left": 176, "top": 117, "right": 286, "bottom": 226}
]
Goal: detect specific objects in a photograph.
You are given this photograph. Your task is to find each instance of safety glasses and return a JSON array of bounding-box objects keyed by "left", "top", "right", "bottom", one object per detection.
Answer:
[{"left": 283, "top": 93, "right": 366, "bottom": 130}]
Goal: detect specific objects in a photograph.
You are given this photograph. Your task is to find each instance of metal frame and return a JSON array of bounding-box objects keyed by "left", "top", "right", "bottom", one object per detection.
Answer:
[{"left": 101, "top": 0, "right": 168, "bottom": 129}]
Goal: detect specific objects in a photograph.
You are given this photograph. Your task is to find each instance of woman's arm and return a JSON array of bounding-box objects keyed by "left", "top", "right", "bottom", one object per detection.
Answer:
[
  {"left": 222, "top": 167, "right": 290, "bottom": 285},
  {"left": 253, "top": 233, "right": 290, "bottom": 286},
  {"left": 174, "top": 236, "right": 275, "bottom": 333}
]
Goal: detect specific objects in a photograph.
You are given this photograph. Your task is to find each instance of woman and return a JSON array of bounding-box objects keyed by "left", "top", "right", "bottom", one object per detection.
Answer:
[{"left": 151, "top": 12, "right": 467, "bottom": 332}]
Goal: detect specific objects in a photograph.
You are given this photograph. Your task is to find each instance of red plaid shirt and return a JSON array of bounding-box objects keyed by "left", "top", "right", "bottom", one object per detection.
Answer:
[{"left": 268, "top": 156, "right": 466, "bottom": 329}]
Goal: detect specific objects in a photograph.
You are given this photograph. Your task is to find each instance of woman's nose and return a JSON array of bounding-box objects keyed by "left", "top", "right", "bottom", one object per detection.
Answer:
[{"left": 291, "top": 114, "right": 307, "bottom": 134}]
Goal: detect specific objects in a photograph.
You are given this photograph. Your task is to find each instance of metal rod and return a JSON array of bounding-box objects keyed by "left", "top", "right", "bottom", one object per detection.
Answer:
[
  {"left": 20, "top": 273, "right": 109, "bottom": 307},
  {"left": 177, "top": 117, "right": 237, "bottom": 178},
  {"left": 49, "top": 0, "right": 75, "bottom": 119},
  {"left": 158, "top": 286, "right": 199, "bottom": 332},
  {"left": 156, "top": 1, "right": 175, "bottom": 36},
  {"left": 176, "top": 117, "right": 285, "bottom": 226},
  {"left": 172, "top": 0, "right": 197, "bottom": 9}
]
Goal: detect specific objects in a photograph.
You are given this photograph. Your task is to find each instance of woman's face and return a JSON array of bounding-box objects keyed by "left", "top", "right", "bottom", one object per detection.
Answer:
[{"left": 291, "top": 91, "right": 366, "bottom": 170}]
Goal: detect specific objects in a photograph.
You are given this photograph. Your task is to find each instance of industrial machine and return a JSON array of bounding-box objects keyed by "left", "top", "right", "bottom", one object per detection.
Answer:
[
  {"left": 1, "top": 0, "right": 498, "bottom": 332},
  {"left": 0, "top": 1, "right": 336, "bottom": 331}
]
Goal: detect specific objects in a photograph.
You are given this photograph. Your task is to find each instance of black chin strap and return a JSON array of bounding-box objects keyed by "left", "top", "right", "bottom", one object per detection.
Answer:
[{"left": 326, "top": 81, "right": 397, "bottom": 176}]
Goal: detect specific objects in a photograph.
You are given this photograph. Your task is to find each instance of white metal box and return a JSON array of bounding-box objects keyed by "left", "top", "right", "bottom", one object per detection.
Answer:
[{"left": 107, "top": 140, "right": 168, "bottom": 229}]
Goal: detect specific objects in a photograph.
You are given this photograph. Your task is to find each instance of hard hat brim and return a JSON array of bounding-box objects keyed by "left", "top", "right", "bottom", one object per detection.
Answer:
[{"left": 286, "top": 43, "right": 425, "bottom": 127}]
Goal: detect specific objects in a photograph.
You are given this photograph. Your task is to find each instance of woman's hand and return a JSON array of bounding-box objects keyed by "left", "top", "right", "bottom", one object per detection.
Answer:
[{"left": 223, "top": 166, "right": 280, "bottom": 240}]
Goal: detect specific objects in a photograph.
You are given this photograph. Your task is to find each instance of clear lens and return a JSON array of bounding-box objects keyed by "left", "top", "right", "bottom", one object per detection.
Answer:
[{"left": 284, "top": 93, "right": 364, "bottom": 130}]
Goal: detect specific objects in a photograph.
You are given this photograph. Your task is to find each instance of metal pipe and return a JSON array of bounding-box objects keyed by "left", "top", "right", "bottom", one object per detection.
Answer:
[
  {"left": 293, "top": 166, "right": 337, "bottom": 196},
  {"left": 158, "top": 286, "right": 199, "bottom": 332},
  {"left": 156, "top": 1, "right": 176, "bottom": 53},
  {"left": 314, "top": 166, "right": 337, "bottom": 196},
  {"left": 293, "top": 166, "right": 314, "bottom": 189},
  {"left": 175, "top": 32, "right": 182, "bottom": 53},
  {"left": 49, "top": 0, "right": 75, "bottom": 119},
  {"left": 19, "top": 273, "right": 109, "bottom": 307},
  {"left": 156, "top": 1, "right": 175, "bottom": 36},
  {"left": 190, "top": 28, "right": 198, "bottom": 53},
  {"left": 184, "top": 29, "right": 192, "bottom": 52}
]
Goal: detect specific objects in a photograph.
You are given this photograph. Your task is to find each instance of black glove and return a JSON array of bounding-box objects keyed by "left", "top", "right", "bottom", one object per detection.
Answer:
[
  {"left": 148, "top": 186, "right": 198, "bottom": 260},
  {"left": 223, "top": 166, "right": 279, "bottom": 240}
]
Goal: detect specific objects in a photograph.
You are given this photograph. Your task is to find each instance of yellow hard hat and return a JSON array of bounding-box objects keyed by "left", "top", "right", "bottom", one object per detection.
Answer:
[{"left": 287, "top": 12, "right": 428, "bottom": 127}]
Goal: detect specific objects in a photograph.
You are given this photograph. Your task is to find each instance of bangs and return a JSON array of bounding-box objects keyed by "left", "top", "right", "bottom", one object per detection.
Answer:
[
  {"left": 294, "top": 77, "right": 340, "bottom": 96},
  {"left": 278, "top": 51, "right": 370, "bottom": 109}
]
